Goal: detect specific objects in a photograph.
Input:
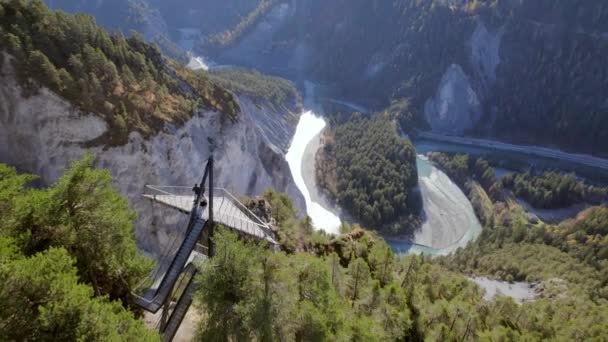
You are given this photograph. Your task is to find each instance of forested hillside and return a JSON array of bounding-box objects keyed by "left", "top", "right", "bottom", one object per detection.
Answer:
[
  {"left": 3, "top": 155, "right": 606, "bottom": 340},
  {"left": 426, "top": 152, "right": 608, "bottom": 297},
  {"left": 316, "top": 114, "right": 419, "bottom": 235},
  {"left": 0, "top": 157, "right": 157, "bottom": 340},
  {"left": 209, "top": 68, "right": 300, "bottom": 113},
  {"left": 44, "top": 0, "right": 152, "bottom": 33},
  {"left": 192, "top": 187, "right": 608, "bottom": 340},
  {"left": 271, "top": 0, "right": 608, "bottom": 156},
  {"left": 198, "top": 0, "right": 281, "bottom": 52},
  {"left": 1, "top": 0, "right": 238, "bottom": 146},
  {"left": 501, "top": 171, "right": 608, "bottom": 209},
  {"left": 152, "top": 0, "right": 261, "bottom": 39}
]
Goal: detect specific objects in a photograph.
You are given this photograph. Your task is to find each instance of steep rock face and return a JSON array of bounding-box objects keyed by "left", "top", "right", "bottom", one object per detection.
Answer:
[
  {"left": 0, "top": 62, "right": 108, "bottom": 181},
  {"left": 469, "top": 21, "right": 504, "bottom": 88},
  {"left": 0, "top": 61, "right": 304, "bottom": 256},
  {"left": 423, "top": 22, "right": 503, "bottom": 134},
  {"left": 238, "top": 97, "right": 298, "bottom": 153},
  {"left": 424, "top": 64, "right": 482, "bottom": 134}
]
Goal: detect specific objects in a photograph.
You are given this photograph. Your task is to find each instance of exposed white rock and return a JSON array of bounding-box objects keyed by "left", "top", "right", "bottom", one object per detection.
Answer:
[
  {"left": 239, "top": 97, "right": 299, "bottom": 153},
  {"left": 424, "top": 64, "right": 482, "bottom": 134},
  {"left": 0, "top": 58, "right": 304, "bottom": 257},
  {"left": 469, "top": 276, "right": 537, "bottom": 303},
  {"left": 0, "top": 58, "right": 108, "bottom": 181},
  {"left": 470, "top": 21, "right": 505, "bottom": 85}
]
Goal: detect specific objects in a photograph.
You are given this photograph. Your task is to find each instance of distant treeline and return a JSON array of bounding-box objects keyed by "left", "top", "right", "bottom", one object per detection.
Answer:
[{"left": 502, "top": 171, "right": 608, "bottom": 209}]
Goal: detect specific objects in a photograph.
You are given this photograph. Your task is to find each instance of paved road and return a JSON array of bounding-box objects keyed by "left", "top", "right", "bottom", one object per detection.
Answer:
[{"left": 415, "top": 131, "right": 608, "bottom": 171}]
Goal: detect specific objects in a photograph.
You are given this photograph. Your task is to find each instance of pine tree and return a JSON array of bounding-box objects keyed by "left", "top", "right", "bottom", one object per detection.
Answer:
[
  {"left": 0, "top": 242, "right": 158, "bottom": 341},
  {"left": 346, "top": 258, "right": 371, "bottom": 307}
]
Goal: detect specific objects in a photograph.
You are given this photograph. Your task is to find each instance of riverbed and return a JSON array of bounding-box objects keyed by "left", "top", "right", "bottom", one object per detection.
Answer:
[
  {"left": 285, "top": 111, "right": 342, "bottom": 234},
  {"left": 387, "top": 156, "right": 482, "bottom": 255}
]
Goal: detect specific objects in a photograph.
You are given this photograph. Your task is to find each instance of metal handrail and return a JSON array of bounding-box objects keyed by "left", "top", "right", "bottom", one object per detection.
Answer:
[
  {"left": 143, "top": 185, "right": 276, "bottom": 243},
  {"left": 214, "top": 187, "right": 271, "bottom": 228}
]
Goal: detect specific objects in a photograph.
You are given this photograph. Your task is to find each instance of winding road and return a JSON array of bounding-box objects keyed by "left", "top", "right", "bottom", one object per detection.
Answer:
[{"left": 415, "top": 131, "right": 608, "bottom": 171}]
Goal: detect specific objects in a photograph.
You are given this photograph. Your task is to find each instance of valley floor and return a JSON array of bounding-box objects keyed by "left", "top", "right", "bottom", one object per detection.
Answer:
[{"left": 412, "top": 157, "right": 481, "bottom": 250}]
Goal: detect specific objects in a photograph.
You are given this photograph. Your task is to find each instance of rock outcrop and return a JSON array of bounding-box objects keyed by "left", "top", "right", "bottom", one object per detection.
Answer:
[{"left": 424, "top": 64, "right": 482, "bottom": 134}]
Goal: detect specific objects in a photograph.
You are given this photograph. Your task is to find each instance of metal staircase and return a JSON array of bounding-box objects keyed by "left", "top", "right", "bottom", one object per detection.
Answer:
[
  {"left": 135, "top": 218, "right": 206, "bottom": 312},
  {"left": 161, "top": 264, "right": 199, "bottom": 342}
]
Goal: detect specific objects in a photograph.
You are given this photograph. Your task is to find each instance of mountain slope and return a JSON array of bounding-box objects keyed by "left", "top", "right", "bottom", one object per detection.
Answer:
[
  {"left": 170, "top": 0, "right": 608, "bottom": 157},
  {"left": 1, "top": 0, "right": 238, "bottom": 146}
]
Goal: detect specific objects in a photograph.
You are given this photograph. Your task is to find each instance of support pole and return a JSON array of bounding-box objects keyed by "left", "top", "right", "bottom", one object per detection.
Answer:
[
  {"left": 208, "top": 155, "right": 215, "bottom": 257},
  {"left": 186, "top": 163, "right": 209, "bottom": 236},
  {"left": 159, "top": 294, "right": 171, "bottom": 332}
]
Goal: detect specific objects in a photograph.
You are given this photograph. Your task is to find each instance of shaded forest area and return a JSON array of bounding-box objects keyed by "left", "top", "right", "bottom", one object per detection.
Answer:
[
  {"left": 198, "top": 0, "right": 281, "bottom": 52},
  {"left": 278, "top": 0, "right": 608, "bottom": 156},
  {"left": 502, "top": 171, "right": 608, "bottom": 209}
]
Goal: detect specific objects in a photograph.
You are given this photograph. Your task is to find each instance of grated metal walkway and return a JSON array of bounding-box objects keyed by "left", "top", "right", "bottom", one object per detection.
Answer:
[{"left": 143, "top": 188, "right": 277, "bottom": 245}]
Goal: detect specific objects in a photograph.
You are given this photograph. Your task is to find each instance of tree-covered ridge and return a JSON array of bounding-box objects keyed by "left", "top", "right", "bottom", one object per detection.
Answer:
[
  {"left": 501, "top": 171, "right": 608, "bottom": 209},
  {"left": 427, "top": 152, "right": 608, "bottom": 210},
  {"left": 0, "top": 158, "right": 156, "bottom": 340},
  {"left": 0, "top": 0, "right": 238, "bottom": 146},
  {"left": 427, "top": 152, "right": 498, "bottom": 193},
  {"left": 199, "top": 0, "right": 281, "bottom": 52},
  {"left": 316, "top": 114, "right": 419, "bottom": 235},
  {"left": 44, "top": 0, "right": 152, "bottom": 33},
  {"left": 44, "top": 0, "right": 189, "bottom": 62},
  {"left": 209, "top": 68, "right": 300, "bottom": 113}
]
